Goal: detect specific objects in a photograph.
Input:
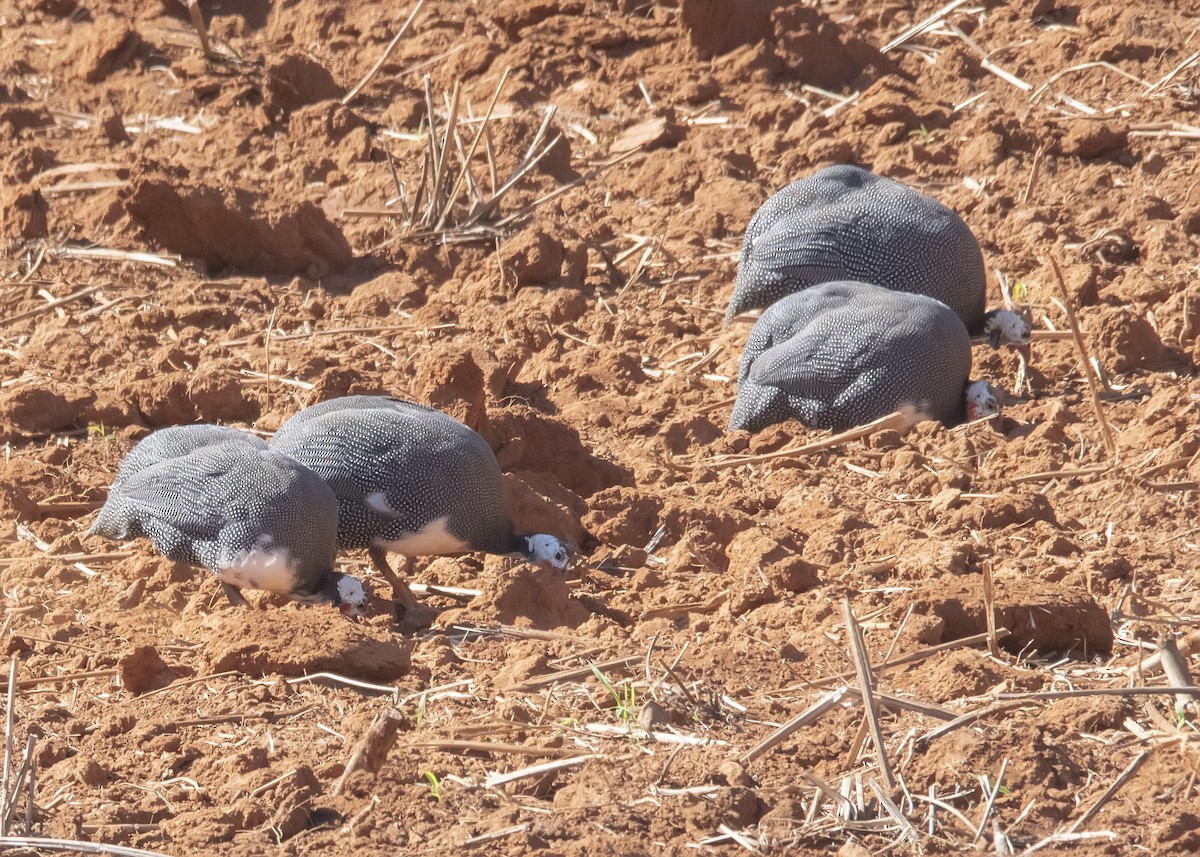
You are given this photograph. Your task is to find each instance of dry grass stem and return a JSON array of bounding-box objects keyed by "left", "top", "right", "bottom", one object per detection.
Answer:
[
  {"left": 983, "top": 562, "right": 1000, "bottom": 657},
  {"left": 1128, "top": 630, "right": 1200, "bottom": 675},
  {"left": 333, "top": 706, "right": 407, "bottom": 796},
  {"left": 0, "top": 548, "right": 121, "bottom": 565},
  {"left": 409, "top": 740, "right": 578, "bottom": 759},
  {"left": 2, "top": 735, "right": 36, "bottom": 834},
  {"left": 30, "top": 503, "right": 107, "bottom": 517},
  {"left": 700, "top": 410, "right": 914, "bottom": 470},
  {"left": 0, "top": 284, "right": 101, "bottom": 329},
  {"left": 998, "top": 687, "right": 1200, "bottom": 702},
  {"left": 0, "top": 669, "right": 118, "bottom": 688},
  {"left": 0, "top": 837, "right": 172, "bottom": 857},
  {"left": 239, "top": 369, "right": 314, "bottom": 391},
  {"left": 490, "top": 144, "right": 643, "bottom": 231},
  {"left": 880, "top": 0, "right": 973, "bottom": 53},
  {"left": 408, "top": 582, "right": 481, "bottom": 599},
  {"left": 1047, "top": 254, "right": 1116, "bottom": 456},
  {"left": 0, "top": 655, "right": 16, "bottom": 837},
  {"left": 1021, "top": 144, "right": 1046, "bottom": 206},
  {"left": 948, "top": 23, "right": 1033, "bottom": 91},
  {"left": 973, "top": 758, "right": 1009, "bottom": 844},
  {"left": 640, "top": 589, "right": 729, "bottom": 621},
  {"left": 482, "top": 754, "right": 599, "bottom": 788},
  {"left": 739, "top": 687, "right": 850, "bottom": 765},
  {"left": 41, "top": 179, "right": 129, "bottom": 196},
  {"left": 180, "top": 0, "right": 215, "bottom": 61},
  {"left": 448, "top": 624, "right": 585, "bottom": 644},
  {"left": 1066, "top": 750, "right": 1150, "bottom": 834},
  {"left": 920, "top": 703, "right": 1030, "bottom": 747},
  {"left": 139, "top": 670, "right": 239, "bottom": 698},
  {"left": 36, "top": 162, "right": 124, "bottom": 180},
  {"left": 1030, "top": 330, "right": 1071, "bottom": 341},
  {"left": 869, "top": 780, "right": 920, "bottom": 844},
  {"left": 286, "top": 673, "right": 400, "bottom": 699},
  {"left": 512, "top": 654, "right": 640, "bottom": 691},
  {"left": 843, "top": 599, "right": 895, "bottom": 789},
  {"left": 1147, "top": 50, "right": 1200, "bottom": 94},
  {"left": 909, "top": 791, "right": 980, "bottom": 836},
  {"left": 50, "top": 246, "right": 178, "bottom": 267},
  {"left": 1011, "top": 465, "right": 1110, "bottom": 483},
  {"left": 843, "top": 687, "right": 957, "bottom": 721},
  {"left": 782, "top": 629, "right": 1008, "bottom": 692},
  {"left": 1153, "top": 636, "right": 1195, "bottom": 715},
  {"left": 435, "top": 67, "right": 511, "bottom": 231},
  {"left": 463, "top": 823, "right": 532, "bottom": 847},
  {"left": 341, "top": 0, "right": 427, "bottom": 105},
  {"left": 220, "top": 323, "right": 446, "bottom": 348}
]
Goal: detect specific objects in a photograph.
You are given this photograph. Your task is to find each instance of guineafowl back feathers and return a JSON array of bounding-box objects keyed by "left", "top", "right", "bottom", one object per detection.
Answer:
[
  {"left": 91, "top": 424, "right": 268, "bottom": 541},
  {"left": 730, "top": 281, "right": 973, "bottom": 432},
  {"left": 727, "top": 165, "right": 986, "bottom": 329},
  {"left": 270, "top": 396, "right": 514, "bottom": 555},
  {"left": 93, "top": 441, "right": 339, "bottom": 594}
]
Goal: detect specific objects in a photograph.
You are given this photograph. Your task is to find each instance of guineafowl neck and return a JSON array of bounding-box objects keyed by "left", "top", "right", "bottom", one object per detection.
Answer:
[{"left": 506, "top": 531, "right": 533, "bottom": 559}]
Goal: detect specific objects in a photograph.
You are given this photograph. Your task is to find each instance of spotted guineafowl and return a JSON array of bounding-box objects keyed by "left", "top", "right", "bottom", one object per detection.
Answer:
[
  {"left": 269, "top": 396, "right": 572, "bottom": 615},
  {"left": 729, "top": 281, "right": 1001, "bottom": 433},
  {"left": 726, "top": 165, "right": 1030, "bottom": 356},
  {"left": 103, "top": 424, "right": 266, "bottom": 495},
  {"left": 90, "top": 433, "right": 367, "bottom": 612}
]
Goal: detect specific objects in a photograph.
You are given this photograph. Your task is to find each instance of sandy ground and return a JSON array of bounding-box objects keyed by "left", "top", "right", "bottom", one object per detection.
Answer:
[{"left": 2, "top": 0, "right": 1200, "bottom": 854}]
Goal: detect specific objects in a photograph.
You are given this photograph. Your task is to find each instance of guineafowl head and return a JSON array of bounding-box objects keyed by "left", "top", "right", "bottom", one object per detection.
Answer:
[
  {"left": 524, "top": 534, "right": 572, "bottom": 572},
  {"left": 292, "top": 571, "right": 370, "bottom": 615},
  {"left": 965, "top": 380, "right": 1002, "bottom": 425},
  {"left": 980, "top": 309, "right": 1031, "bottom": 360}
]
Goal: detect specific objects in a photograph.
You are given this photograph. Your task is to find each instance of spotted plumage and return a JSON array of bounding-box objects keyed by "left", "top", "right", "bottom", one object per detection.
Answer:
[
  {"left": 727, "top": 165, "right": 992, "bottom": 333},
  {"left": 269, "top": 396, "right": 572, "bottom": 609},
  {"left": 90, "top": 430, "right": 366, "bottom": 611},
  {"left": 729, "top": 281, "right": 1000, "bottom": 433},
  {"left": 102, "top": 424, "right": 266, "bottom": 496}
]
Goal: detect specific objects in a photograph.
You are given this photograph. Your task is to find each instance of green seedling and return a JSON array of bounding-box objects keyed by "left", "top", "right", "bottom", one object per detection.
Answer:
[
  {"left": 423, "top": 770, "right": 441, "bottom": 802},
  {"left": 909, "top": 123, "right": 937, "bottom": 144},
  {"left": 590, "top": 665, "right": 637, "bottom": 725},
  {"left": 415, "top": 692, "right": 427, "bottom": 730},
  {"left": 87, "top": 422, "right": 107, "bottom": 438}
]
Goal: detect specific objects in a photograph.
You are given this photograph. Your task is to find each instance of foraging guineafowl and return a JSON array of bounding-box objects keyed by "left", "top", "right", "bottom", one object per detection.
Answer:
[
  {"left": 269, "top": 396, "right": 572, "bottom": 614},
  {"left": 103, "top": 424, "right": 267, "bottom": 494},
  {"left": 90, "top": 433, "right": 367, "bottom": 612},
  {"left": 726, "top": 165, "right": 1030, "bottom": 355},
  {"left": 729, "top": 281, "right": 1001, "bottom": 433}
]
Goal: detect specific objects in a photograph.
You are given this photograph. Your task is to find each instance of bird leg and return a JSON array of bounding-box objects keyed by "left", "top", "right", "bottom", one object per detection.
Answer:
[
  {"left": 220, "top": 582, "right": 250, "bottom": 608},
  {"left": 368, "top": 547, "right": 420, "bottom": 616}
]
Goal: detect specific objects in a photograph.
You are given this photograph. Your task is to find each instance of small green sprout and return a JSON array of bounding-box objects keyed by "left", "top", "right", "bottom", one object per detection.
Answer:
[
  {"left": 590, "top": 665, "right": 637, "bottom": 725},
  {"left": 423, "top": 770, "right": 441, "bottom": 802},
  {"left": 908, "top": 124, "right": 937, "bottom": 144},
  {"left": 87, "top": 422, "right": 107, "bottom": 439}
]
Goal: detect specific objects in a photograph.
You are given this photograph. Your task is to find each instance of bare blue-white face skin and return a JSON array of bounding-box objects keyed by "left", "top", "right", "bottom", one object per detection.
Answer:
[
  {"left": 965, "top": 380, "right": 1001, "bottom": 424},
  {"left": 528, "top": 534, "right": 571, "bottom": 571}
]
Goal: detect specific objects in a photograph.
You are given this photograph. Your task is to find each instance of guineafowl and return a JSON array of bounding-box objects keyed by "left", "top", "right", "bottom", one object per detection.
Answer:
[
  {"left": 90, "top": 433, "right": 367, "bottom": 612},
  {"left": 729, "top": 281, "right": 1001, "bottom": 433},
  {"left": 269, "top": 396, "right": 572, "bottom": 615},
  {"left": 102, "top": 424, "right": 266, "bottom": 495},
  {"left": 726, "top": 165, "right": 1030, "bottom": 356}
]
